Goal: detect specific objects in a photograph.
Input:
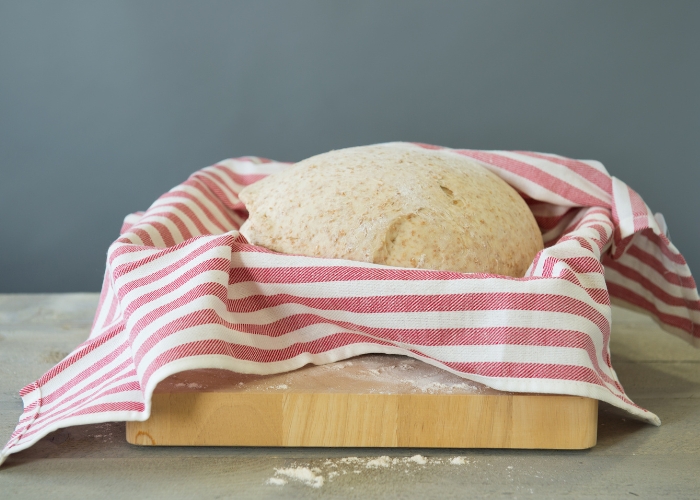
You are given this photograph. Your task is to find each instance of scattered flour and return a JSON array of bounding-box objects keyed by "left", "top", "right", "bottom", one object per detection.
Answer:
[
  {"left": 267, "top": 455, "right": 472, "bottom": 487},
  {"left": 320, "top": 360, "right": 354, "bottom": 371},
  {"left": 174, "top": 382, "right": 204, "bottom": 389},
  {"left": 266, "top": 477, "right": 287, "bottom": 486},
  {"left": 412, "top": 381, "right": 478, "bottom": 394},
  {"left": 268, "top": 384, "right": 289, "bottom": 390},
  {"left": 345, "top": 356, "right": 482, "bottom": 395},
  {"left": 274, "top": 467, "right": 324, "bottom": 488},
  {"left": 366, "top": 456, "right": 391, "bottom": 468}
]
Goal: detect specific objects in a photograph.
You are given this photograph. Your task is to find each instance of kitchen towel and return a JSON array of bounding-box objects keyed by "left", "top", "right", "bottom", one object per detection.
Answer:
[{"left": 2, "top": 142, "right": 698, "bottom": 465}]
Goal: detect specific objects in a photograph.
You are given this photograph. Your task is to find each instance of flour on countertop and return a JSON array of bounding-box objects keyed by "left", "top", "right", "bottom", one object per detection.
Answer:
[
  {"left": 267, "top": 384, "right": 289, "bottom": 390},
  {"left": 174, "top": 382, "right": 204, "bottom": 389},
  {"left": 266, "top": 454, "right": 472, "bottom": 487},
  {"left": 333, "top": 356, "right": 483, "bottom": 394},
  {"left": 266, "top": 477, "right": 287, "bottom": 486},
  {"left": 366, "top": 456, "right": 391, "bottom": 468},
  {"left": 273, "top": 467, "right": 324, "bottom": 488}
]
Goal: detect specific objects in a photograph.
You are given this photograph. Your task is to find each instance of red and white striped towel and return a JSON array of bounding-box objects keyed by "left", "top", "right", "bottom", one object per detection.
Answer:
[{"left": 2, "top": 142, "right": 698, "bottom": 465}]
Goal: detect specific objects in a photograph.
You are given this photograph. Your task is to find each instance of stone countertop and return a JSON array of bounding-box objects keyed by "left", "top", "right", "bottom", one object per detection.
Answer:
[{"left": 0, "top": 294, "right": 699, "bottom": 499}]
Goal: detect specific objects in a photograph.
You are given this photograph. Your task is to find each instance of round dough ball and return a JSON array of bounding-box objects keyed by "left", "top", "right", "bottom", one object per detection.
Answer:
[{"left": 238, "top": 143, "right": 543, "bottom": 277}]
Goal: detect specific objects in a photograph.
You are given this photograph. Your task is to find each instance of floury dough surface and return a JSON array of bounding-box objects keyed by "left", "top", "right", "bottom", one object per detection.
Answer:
[{"left": 239, "top": 143, "right": 544, "bottom": 277}]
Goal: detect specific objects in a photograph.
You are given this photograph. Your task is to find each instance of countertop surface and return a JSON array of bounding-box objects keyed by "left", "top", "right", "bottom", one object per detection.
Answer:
[{"left": 1, "top": 294, "right": 699, "bottom": 499}]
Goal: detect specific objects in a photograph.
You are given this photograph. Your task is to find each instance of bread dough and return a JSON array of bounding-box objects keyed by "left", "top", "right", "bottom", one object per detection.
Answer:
[{"left": 239, "top": 143, "right": 543, "bottom": 277}]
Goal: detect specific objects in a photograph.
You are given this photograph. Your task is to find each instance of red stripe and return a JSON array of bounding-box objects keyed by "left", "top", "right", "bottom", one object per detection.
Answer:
[
  {"left": 120, "top": 283, "right": 611, "bottom": 347},
  {"left": 231, "top": 156, "right": 286, "bottom": 165},
  {"left": 91, "top": 270, "right": 111, "bottom": 331},
  {"left": 138, "top": 337, "right": 627, "bottom": 407},
  {"left": 229, "top": 264, "right": 529, "bottom": 285},
  {"left": 140, "top": 210, "right": 194, "bottom": 241},
  {"left": 455, "top": 150, "right": 609, "bottom": 207},
  {"left": 210, "top": 164, "right": 268, "bottom": 186},
  {"left": 21, "top": 400, "right": 145, "bottom": 440},
  {"left": 37, "top": 324, "right": 126, "bottom": 386},
  {"left": 641, "top": 230, "right": 687, "bottom": 266},
  {"left": 605, "top": 259, "right": 700, "bottom": 310},
  {"left": 102, "top": 293, "right": 119, "bottom": 328},
  {"left": 229, "top": 292, "right": 609, "bottom": 332},
  {"left": 37, "top": 341, "right": 130, "bottom": 406},
  {"left": 535, "top": 213, "right": 574, "bottom": 231},
  {"left": 140, "top": 334, "right": 393, "bottom": 389},
  {"left": 150, "top": 199, "right": 214, "bottom": 237},
  {"left": 607, "top": 283, "right": 699, "bottom": 335},
  {"left": 625, "top": 245, "right": 697, "bottom": 289},
  {"left": 441, "top": 361, "right": 633, "bottom": 406},
  {"left": 628, "top": 186, "right": 650, "bottom": 232},
  {"left": 177, "top": 177, "right": 242, "bottom": 228},
  {"left": 514, "top": 151, "right": 612, "bottom": 195},
  {"left": 132, "top": 310, "right": 617, "bottom": 387},
  {"left": 195, "top": 171, "right": 243, "bottom": 213},
  {"left": 119, "top": 211, "right": 145, "bottom": 235},
  {"left": 114, "top": 239, "right": 230, "bottom": 295},
  {"left": 561, "top": 256, "right": 605, "bottom": 274},
  {"left": 112, "top": 233, "right": 233, "bottom": 282},
  {"left": 40, "top": 358, "right": 135, "bottom": 405},
  {"left": 108, "top": 240, "right": 165, "bottom": 266},
  {"left": 159, "top": 182, "right": 234, "bottom": 233},
  {"left": 143, "top": 220, "right": 176, "bottom": 247},
  {"left": 120, "top": 258, "right": 230, "bottom": 324},
  {"left": 131, "top": 228, "right": 154, "bottom": 247},
  {"left": 30, "top": 374, "right": 139, "bottom": 430}
]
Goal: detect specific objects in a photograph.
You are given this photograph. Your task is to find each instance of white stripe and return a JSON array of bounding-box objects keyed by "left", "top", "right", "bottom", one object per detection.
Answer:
[
  {"left": 226, "top": 275, "right": 610, "bottom": 313},
  {"left": 37, "top": 340, "right": 133, "bottom": 415},
  {"left": 91, "top": 276, "right": 114, "bottom": 333},
  {"left": 162, "top": 184, "right": 234, "bottom": 233},
  {"left": 117, "top": 238, "right": 232, "bottom": 304},
  {"left": 614, "top": 252, "right": 698, "bottom": 301},
  {"left": 137, "top": 213, "right": 185, "bottom": 245},
  {"left": 611, "top": 177, "right": 636, "bottom": 238},
  {"left": 232, "top": 249, "right": 400, "bottom": 270},
  {"left": 605, "top": 267, "right": 700, "bottom": 323},
  {"left": 126, "top": 270, "right": 231, "bottom": 354},
  {"left": 34, "top": 361, "right": 137, "bottom": 425},
  {"left": 215, "top": 159, "right": 291, "bottom": 176},
  {"left": 631, "top": 233, "right": 690, "bottom": 276},
  {"left": 112, "top": 234, "right": 229, "bottom": 290},
  {"left": 131, "top": 294, "right": 608, "bottom": 359},
  {"left": 502, "top": 151, "right": 611, "bottom": 205},
  {"left": 198, "top": 168, "right": 244, "bottom": 199},
  {"left": 135, "top": 309, "right": 611, "bottom": 384}
]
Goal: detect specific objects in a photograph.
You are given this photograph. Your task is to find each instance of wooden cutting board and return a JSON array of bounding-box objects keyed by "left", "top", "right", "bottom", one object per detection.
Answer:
[{"left": 126, "top": 354, "right": 597, "bottom": 449}]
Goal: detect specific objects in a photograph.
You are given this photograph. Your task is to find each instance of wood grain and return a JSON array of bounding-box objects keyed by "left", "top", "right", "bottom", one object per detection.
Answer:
[{"left": 127, "top": 354, "right": 597, "bottom": 449}]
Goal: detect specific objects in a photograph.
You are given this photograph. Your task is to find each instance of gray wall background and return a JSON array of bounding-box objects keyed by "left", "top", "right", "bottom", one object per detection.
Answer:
[{"left": 1, "top": 1, "right": 698, "bottom": 293}]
